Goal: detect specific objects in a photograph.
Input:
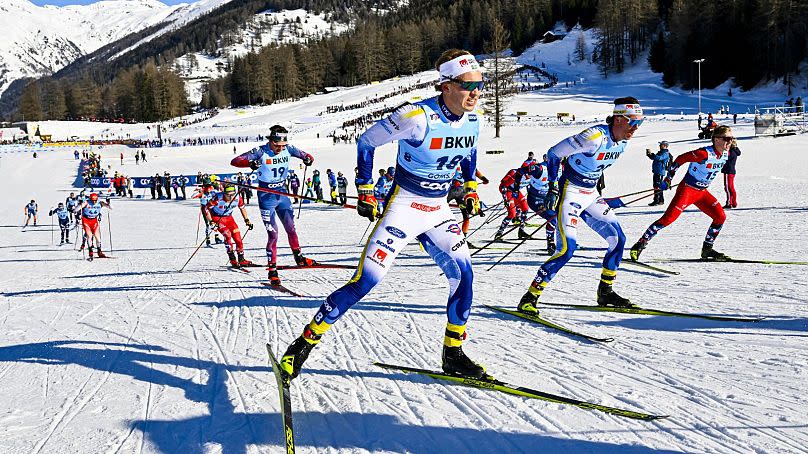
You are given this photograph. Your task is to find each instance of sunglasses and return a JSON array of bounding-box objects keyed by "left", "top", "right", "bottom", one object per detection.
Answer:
[
  {"left": 450, "top": 78, "right": 485, "bottom": 91},
  {"left": 715, "top": 136, "right": 735, "bottom": 142},
  {"left": 621, "top": 116, "right": 644, "bottom": 128}
]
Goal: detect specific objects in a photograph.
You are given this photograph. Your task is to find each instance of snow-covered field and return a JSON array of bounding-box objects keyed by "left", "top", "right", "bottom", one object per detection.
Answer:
[{"left": 1, "top": 64, "right": 808, "bottom": 454}]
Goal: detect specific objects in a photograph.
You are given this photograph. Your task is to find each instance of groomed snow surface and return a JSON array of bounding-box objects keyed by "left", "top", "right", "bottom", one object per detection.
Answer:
[{"left": 1, "top": 70, "right": 807, "bottom": 453}]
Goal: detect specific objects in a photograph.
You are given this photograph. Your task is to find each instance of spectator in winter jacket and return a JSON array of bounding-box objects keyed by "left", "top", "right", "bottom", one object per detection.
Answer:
[
  {"left": 336, "top": 171, "right": 348, "bottom": 205},
  {"left": 646, "top": 141, "right": 672, "bottom": 206},
  {"left": 304, "top": 178, "right": 314, "bottom": 198},
  {"left": 326, "top": 169, "right": 338, "bottom": 202},
  {"left": 722, "top": 140, "right": 741, "bottom": 208},
  {"left": 312, "top": 170, "right": 323, "bottom": 201},
  {"left": 288, "top": 171, "right": 300, "bottom": 201}
]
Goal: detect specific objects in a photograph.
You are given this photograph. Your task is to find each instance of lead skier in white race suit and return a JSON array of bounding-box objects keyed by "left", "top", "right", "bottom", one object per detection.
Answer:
[{"left": 279, "top": 49, "right": 489, "bottom": 381}]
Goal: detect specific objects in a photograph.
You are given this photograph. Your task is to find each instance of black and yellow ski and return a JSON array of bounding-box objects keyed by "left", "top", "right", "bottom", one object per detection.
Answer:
[
  {"left": 484, "top": 305, "right": 614, "bottom": 342},
  {"left": 374, "top": 362, "right": 666, "bottom": 421},
  {"left": 266, "top": 344, "right": 295, "bottom": 454},
  {"left": 539, "top": 302, "right": 764, "bottom": 322}
]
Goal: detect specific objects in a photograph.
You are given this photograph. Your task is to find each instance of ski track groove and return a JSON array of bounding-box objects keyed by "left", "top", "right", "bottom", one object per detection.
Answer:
[
  {"left": 32, "top": 319, "right": 140, "bottom": 454},
  {"left": 158, "top": 288, "right": 262, "bottom": 450},
  {"left": 604, "top": 336, "right": 801, "bottom": 453}
]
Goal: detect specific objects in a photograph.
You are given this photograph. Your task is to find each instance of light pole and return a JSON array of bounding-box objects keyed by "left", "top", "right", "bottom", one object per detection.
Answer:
[{"left": 693, "top": 58, "right": 705, "bottom": 115}]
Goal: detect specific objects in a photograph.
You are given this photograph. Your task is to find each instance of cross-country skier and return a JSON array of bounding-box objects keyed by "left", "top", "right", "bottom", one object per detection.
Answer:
[
  {"left": 77, "top": 193, "right": 111, "bottom": 260},
  {"left": 278, "top": 49, "right": 486, "bottom": 382},
  {"left": 49, "top": 203, "right": 71, "bottom": 244},
  {"left": 517, "top": 97, "right": 645, "bottom": 314},
  {"left": 493, "top": 166, "right": 532, "bottom": 240},
  {"left": 231, "top": 125, "right": 318, "bottom": 285},
  {"left": 23, "top": 200, "right": 38, "bottom": 226},
  {"left": 203, "top": 184, "right": 255, "bottom": 267},
  {"left": 630, "top": 125, "right": 735, "bottom": 261},
  {"left": 524, "top": 157, "right": 558, "bottom": 255},
  {"left": 374, "top": 166, "right": 395, "bottom": 214},
  {"left": 199, "top": 180, "right": 222, "bottom": 246},
  {"left": 65, "top": 192, "right": 80, "bottom": 226}
]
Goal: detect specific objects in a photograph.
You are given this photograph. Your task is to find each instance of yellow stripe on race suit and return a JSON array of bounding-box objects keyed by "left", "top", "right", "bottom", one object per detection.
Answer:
[
  {"left": 349, "top": 186, "right": 401, "bottom": 284},
  {"left": 402, "top": 108, "right": 425, "bottom": 119},
  {"left": 548, "top": 180, "right": 570, "bottom": 261}
]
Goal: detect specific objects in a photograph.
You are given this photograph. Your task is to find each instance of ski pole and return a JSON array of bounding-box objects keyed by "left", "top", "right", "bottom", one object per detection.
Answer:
[
  {"left": 469, "top": 212, "right": 540, "bottom": 258},
  {"left": 195, "top": 211, "right": 201, "bottom": 244},
  {"left": 225, "top": 180, "right": 357, "bottom": 209},
  {"left": 107, "top": 212, "right": 113, "bottom": 254},
  {"left": 486, "top": 220, "right": 550, "bottom": 272},
  {"left": 357, "top": 219, "right": 373, "bottom": 246},
  {"left": 464, "top": 201, "right": 506, "bottom": 240},
  {"left": 620, "top": 183, "right": 680, "bottom": 206},
  {"left": 179, "top": 236, "right": 208, "bottom": 272},
  {"left": 297, "top": 166, "right": 308, "bottom": 219},
  {"left": 50, "top": 213, "right": 54, "bottom": 245}
]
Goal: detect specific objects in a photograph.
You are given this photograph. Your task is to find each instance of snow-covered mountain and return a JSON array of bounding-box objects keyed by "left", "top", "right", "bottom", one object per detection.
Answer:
[
  {"left": 0, "top": 0, "right": 235, "bottom": 96},
  {"left": 174, "top": 8, "right": 351, "bottom": 103}
]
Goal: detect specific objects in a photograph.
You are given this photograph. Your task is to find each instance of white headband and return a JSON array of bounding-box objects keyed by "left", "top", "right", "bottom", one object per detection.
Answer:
[
  {"left": 613, "top": 103, "right": 643, "bottom": 116},
  {"left": 439, "top": 54, "right": 481, "bottom": 83}
]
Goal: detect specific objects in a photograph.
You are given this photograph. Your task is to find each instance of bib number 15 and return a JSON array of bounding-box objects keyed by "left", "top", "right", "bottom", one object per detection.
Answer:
[{"left": 436, "top": 155, "right": 464, "bottom": 171}]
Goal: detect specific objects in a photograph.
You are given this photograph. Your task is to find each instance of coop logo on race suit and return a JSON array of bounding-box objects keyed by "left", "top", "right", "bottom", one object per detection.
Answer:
[
  {"left": 429, "top": 136, "right": 476, "bottom": 150},
  {"left": 385, "top": 226, "right": 406, "bottom": 239},
  {"left": 419, "top": 181, "right": 451, "bottom": 191}
]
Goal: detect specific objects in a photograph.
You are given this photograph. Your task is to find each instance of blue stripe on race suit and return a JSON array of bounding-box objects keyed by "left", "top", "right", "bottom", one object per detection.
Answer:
[
  {"left": 683, "top": 146, "right": 728, "bottom": 189},
  {"left": 395, "top": 97, "right": 479, "bottom": 197}
]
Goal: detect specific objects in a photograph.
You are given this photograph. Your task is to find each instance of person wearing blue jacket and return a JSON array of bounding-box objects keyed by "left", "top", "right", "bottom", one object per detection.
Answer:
[{"left": 646, "top": 141, "right": 671, "bottom": 206}]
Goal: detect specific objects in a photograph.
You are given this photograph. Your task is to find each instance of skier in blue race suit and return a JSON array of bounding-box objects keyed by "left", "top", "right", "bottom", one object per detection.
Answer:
[
  {"left": 279, "top": 49, "right": 488, "bottom": 382},
  {"left": 517, "top": 97, "right": 645, "bottom": 314}
]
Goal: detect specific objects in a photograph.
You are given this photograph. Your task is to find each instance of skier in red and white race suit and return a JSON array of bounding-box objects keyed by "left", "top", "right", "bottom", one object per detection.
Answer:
[
  {"left": 203, "top": 185, "right": 255, "bottom": 267},
  {"left": 630, "top": 125, "right": 735, "bottom": 261},
  {"left": 493, "top": 166, "right": 531, "bottom": 240},
  {"left": 77, "top": 192, "right": 111, "bottom": 260}
]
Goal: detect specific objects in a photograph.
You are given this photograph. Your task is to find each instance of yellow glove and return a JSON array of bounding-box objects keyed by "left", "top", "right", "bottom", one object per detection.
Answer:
[{"left": 463, "top": 180, "right": 480, "bottom": 215}]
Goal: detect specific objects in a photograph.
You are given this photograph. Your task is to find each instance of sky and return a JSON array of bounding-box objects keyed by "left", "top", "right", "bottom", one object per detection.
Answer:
[{"left": 29, "top": 0, "right": 190, "bottom": 6}]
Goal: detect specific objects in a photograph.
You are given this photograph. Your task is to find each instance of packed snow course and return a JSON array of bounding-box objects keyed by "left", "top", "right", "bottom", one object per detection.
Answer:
[{"left": 1, "top": 68, "right": 807, "bottom": 453}]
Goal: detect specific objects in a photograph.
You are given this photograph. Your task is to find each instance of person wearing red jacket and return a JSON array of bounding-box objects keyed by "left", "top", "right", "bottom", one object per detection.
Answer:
[
  {"left": 203, "top": 185, "right": 255, "bottom": 267},
  {"left": 630, "top": 125, "right": 735, "bottom": 261},
  {"left": 494, "top": 165, "right": 532, "bottom": 239}
]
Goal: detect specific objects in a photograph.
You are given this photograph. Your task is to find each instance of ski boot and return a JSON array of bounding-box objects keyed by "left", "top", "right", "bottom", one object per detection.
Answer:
[
  {"left": 267, "top": 263, "right": 281, "bottom": 286},
  {"left": 87, "top": 248, "right": 94, "bottom": 261},
  {"left": 205, "top": 236, "right": 211, "bottom": 247},
  {"left": 214, "top": 235, "right": 223, "bottom": 244},
  {"left": 493, "top": 228, "right": 505, "bottom": 241},
  {"left": 227, "top": 251, "right": 239, "bottom": 267},
  {"left": 596, "top": 283, "right": 634, "bottom": 308},
  {"left": 629, "top": 240, "right": 646, "bottom": 261},
  {"left": 96, "top": 247, "right": 107, "bottom": 258},
  {"left": 518, "top": 228, "right": 531, "bottom": 240},
  {"left": 517, "top": 289, "right": 541, "bottom": 315},
  {"left": 701, "top": 245, "right": 731, "bottom": 261},
  {"left": 65, "top": 238, "right": 71, "bottom": 244},
  {"left": 293, "top": 249, "right": 317, "bottom": 267},
  {"left": 237, "top": 252, "right": 254, "bottom": 267},
  {"left": 279, "top": 326, "right": 321, "bottom": 383},
  {"left": 442, "top": 345, "right": 486, "bottom": 379}
]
